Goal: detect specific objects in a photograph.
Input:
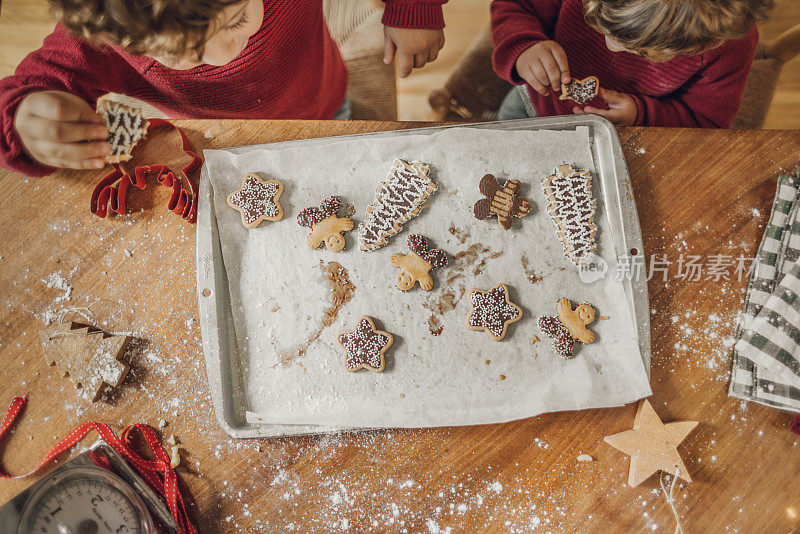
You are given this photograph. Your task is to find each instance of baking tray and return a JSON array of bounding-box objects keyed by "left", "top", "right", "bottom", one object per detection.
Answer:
[{"left": 196, "top": 115, "right": 650, "bottom": 438}]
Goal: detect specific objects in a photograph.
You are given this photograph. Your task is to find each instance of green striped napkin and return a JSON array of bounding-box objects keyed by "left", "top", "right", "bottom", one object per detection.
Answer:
[{"left": 730, "top": 173, "right": 800, "bottom": 412}]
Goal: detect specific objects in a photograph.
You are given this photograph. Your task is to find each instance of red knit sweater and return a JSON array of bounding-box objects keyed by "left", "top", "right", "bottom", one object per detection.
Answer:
[
  {"left": 0, "top": 0, "right": 445, "bottom": 177},
  {"left": 491, "top": 0, "right": 758, "bottom": 128}
]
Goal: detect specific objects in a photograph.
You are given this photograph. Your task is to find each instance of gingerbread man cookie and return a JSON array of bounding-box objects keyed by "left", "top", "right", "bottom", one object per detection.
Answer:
[
  {"left": 559, "top": 76, "right": 600, "bottom": 105},
  {"left": 473, "top": 174, "right": 532, "bottom": 230},
  {"left": 466, "top": 284, "right": 523, "bottom": 341},
  {"left": 297, "top": 196, "right": 354, "bottom": 252},
  {"left": 538, "top": 298, "right": 596, "bottom": 359},
  {"left": 338, "top": 316, "right": 394, "bottom": 372},
  {"left": 227, "top": 173, "right": 284, "bottom": 228},
  {"left": 390, "top": 234, "right": 448, "bottom": 291}
]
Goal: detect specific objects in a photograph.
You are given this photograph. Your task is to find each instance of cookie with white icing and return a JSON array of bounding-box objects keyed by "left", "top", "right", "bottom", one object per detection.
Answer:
[
  {"left": 358, "top": 158, "right": 437, "bottom": 251},
  {"left": 542, "top": 163, "right": 598, "bottom": 265},
  {"left": 96, "top": 98, "right": 149, "bottom": 163}
]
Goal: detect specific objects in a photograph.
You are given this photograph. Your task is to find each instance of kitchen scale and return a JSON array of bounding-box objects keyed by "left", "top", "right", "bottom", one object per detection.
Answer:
[{"left": 0, "top": 440, "right": 176, "bottom": 534}]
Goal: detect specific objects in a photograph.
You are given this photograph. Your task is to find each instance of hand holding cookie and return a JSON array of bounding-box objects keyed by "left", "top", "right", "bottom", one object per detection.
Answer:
[
  {"left": 14, "top": 90, "right": 110, "bottom": 170},
  {"left": 515, "top": 41, "right": 571, "bottom": 96},
  {"left": 573, "top": 87, "right": 638, "bottom": 126}
]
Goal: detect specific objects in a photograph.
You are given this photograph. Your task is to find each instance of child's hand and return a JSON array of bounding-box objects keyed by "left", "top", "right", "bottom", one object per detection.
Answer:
[
  {"left": 573, "top": 88, "right": 638, "bottom": 126},
  {"left": 515, "top": 41, "right": 571, "bottom": 96},
  {"left": 14, "top": 91, "right": 110, "bottom": 170},
  {"left": 383, "top": 27, "right": 445, "bottom": 78}
]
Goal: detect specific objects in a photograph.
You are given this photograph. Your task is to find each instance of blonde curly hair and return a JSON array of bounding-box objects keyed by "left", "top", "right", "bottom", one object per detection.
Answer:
[
  {"left": 583, "top": 0, "right": 774, "bottom": 61},
  {"left": 50, "top": 0, "right": 243, "bottom": 60}
]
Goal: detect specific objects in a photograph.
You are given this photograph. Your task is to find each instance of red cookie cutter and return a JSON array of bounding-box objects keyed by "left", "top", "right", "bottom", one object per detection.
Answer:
[{"left": 90, "top": 118, "right": 202, "bottom": 224}]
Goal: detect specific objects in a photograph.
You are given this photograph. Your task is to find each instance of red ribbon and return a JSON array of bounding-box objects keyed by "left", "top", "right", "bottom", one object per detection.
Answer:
[
  {"left": 0, "top": 395, "right": 196, "bottom": 534},
  {"left": 90, "top": 118, "right": 202, "bottom": 224}
]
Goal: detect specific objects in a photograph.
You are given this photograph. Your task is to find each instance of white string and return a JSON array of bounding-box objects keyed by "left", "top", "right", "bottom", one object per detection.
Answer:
[{"left": 659, "top": 466, "right": 685, "bottom": 534}]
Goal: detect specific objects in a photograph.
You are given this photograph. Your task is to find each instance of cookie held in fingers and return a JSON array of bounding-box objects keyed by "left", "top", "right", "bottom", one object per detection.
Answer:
[
  {"left": 96, "top": 98, "right": 149, "bottom": 163},
  {"left": 473, "top": 174, "right": 531, "bottom": 230},
  {"left": 227, "top": 173, "right": 284, "bottom": 228},
  {"left": 466, "top": 284, "right": 523, "bottom": 341},
  {"left": 559, "top": 76, "right": 600, "bottom": 105},
  {"left": 297, "top": 196, "right": 354, "bottom": 252},
  {"left": 338, "top": 316, "right": 394, "bottom": 372},
  {"left": 390, "top": 234, "right": 448, "bottom": 291}
]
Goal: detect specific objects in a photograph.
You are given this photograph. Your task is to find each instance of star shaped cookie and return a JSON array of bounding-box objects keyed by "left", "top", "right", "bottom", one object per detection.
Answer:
[
  {"left": 604, "top": 399, "right": 698, "bottom": 487},
  {"left": 466, "top": 284, "right": 523, "bottom": 341},
  {"left": 227, "top": 173, "right": 284, "bottom": 228},
  {"left": 338, "top": 316, "right": 394, "bottom": 372}
]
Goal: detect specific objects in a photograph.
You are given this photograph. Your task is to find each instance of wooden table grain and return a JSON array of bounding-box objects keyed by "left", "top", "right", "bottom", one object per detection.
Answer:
[{"left": 0, "top": 120, "right": 799, "bottom": 533}]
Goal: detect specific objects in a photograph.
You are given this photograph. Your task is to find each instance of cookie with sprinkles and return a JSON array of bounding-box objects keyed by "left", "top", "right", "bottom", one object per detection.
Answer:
[
  {"left": 390, "top": 234, "right": 448, "bottom": 291},
  {"left": 558, "top": 76, "right": 600, "bottom": 105},
  {"left": 538, "top": 298, "right": 596, "bottom": 359},
  {"left": 227, "top": 173, "right": 284, "bottom": 228},
  {"left": 338, "top": 316, "right": 394, "bottom": 372},
  {"left": 466, "top": 284, "right": 523, "bottom": 341}
]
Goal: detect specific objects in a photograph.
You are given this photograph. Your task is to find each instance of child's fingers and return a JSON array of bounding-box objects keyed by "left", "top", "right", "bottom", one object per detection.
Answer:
[
  {"left": 427, "top": 46, "right": 439, "bottom": 63},
  {"left": 29, "top": 91, "right": 102, "bottom": 124},
  {"left": 530, "top": 62, "right": 552, "bottom": 96},
  {"left": 397, "top": 51, "right": 414, "bottom": 78},
  {"left": 549, "top": 45, "right": 571, "bottom": 84},
  {"left": 24, "top": 116, "right": 108, "bottom": 143},
  {"left": 522, "top": 66, "right": 550, "bottom": 96},
  {"left": 30, "top": 139, "right": 110, "bottom": 166},
  {"left": 538, "top": 53, "right": 564, "bottom": 92},
  {"left": 414, "top": 52, "right": 428, "bottom": 69},
  {"left": 383, "top": 36, "right": 396, "bottom": 65}
]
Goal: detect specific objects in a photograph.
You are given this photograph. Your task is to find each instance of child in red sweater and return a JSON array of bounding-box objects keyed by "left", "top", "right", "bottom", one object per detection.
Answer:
[
  {"left": 491, "top": 0, "right": 773, "bottom": 127},
  {"left": 0, "top": 0, "right": 447, "bottom": 176}
]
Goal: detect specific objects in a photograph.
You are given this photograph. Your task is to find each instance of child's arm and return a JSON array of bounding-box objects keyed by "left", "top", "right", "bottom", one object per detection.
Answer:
[
  {"left": 579, "top": 31, "right": 759, "bottom": 128},
  {"left": 0, "top": 25, "right": 138, "bottom": 176},
  {"left": 491, "top": 0, "right": 568, "bottom": 92},
  {"left": 381, "top": 0, "right": 447, "bottom": 78}
]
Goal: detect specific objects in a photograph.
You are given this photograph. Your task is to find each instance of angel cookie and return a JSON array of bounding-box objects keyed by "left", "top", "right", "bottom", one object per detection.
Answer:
[
  {"left": 390, "top": 234, "right": 448, "bottom": 291},
  {"left": 338, "top": 316, "right": 394, "bottom": 372},
  {"left": 538, "top": 298, "right": 596, "bottom": 359},
  {"left": 466, "top": 284, "right": 523, "bottom": 341},
  {"left": 359, "top": 159, "right": 437, "bottom": 251},
  {"left": 297, "top": 196, "right": 354, "bottom": 252},
  {"left": 227, "top": 173, "right": 284, "bottom": 228},
  {"left": 542, "top": 164, "right": 598, "bottom": 265},
  {"left": 473, "top": 174, "right": 531, "bottom": 230}
]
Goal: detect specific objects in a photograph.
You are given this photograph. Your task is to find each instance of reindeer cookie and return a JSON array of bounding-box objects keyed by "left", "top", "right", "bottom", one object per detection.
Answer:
[
  {"left": 538, "top": 298, "right": 596, "bottom": 359},
  {"left": 473, "top": 174, "right": 532, "bottom": 230},
  {"left": 297, "top": 196, "right": 354, "bottom": 252},
  {"left": 390, "top": 234, "right": 448, "bottom": 291}
]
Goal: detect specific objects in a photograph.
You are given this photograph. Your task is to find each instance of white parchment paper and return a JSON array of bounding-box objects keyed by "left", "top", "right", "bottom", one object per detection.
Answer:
[{"left": 203, "top": 127, "right": 651, "bottom": 428}]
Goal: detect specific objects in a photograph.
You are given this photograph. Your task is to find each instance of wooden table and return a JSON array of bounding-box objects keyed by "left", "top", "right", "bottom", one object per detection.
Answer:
[{"left": 1, "top": 120, "right": 799, "bottom": 533}]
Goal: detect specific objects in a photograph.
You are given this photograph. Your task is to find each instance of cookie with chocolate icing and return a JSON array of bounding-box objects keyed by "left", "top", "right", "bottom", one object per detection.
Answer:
[
  {"left": 541, "top": 163, "right": 598, "bottom": 265},
  {"left": 466, "top": 284, "right": 523, "bottom": 341},
  {"left": 227, "top": 173, "right": 284, "bottom": 229},
  {"left": 338, "top": 316, "right": 394, "bottom": 372},
  {"left": 358, "top": 158, "right": 438, "bottom": 251},
  {"left": 559, "top": 76, "right": 600, "bottom": 105}
]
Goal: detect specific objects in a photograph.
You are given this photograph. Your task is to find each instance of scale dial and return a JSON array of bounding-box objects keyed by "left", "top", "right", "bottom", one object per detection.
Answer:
[{"left": 18, "top": 465, "right": 156, "bottom": 534}]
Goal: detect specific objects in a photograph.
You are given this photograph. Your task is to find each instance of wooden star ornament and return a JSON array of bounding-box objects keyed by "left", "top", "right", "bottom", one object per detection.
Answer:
[{"left": 604, "top": 400, "right": 698, "bottom": 487}]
